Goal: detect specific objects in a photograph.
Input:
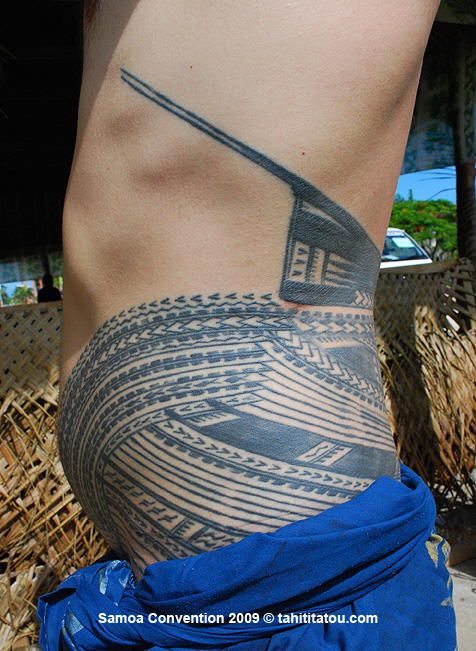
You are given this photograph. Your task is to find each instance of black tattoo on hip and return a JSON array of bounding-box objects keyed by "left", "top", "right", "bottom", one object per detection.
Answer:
[
  {"left": 58, "top": 70, "right": 397, "bottom": 571},
  {"left": 59, "top": 295, "right": 397, "bottom": 572}
]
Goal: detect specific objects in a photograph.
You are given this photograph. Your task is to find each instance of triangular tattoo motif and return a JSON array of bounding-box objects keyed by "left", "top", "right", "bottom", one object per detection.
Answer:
[{"left": 121, "top": 68, "right": 381, "bottom": 308}]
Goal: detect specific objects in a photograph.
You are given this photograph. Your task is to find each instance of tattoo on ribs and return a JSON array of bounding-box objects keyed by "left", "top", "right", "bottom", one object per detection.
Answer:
[
  {"left": 59, "top": 295, "right": 397, "bottom": 570},
  {"left": 120, "top": 68, "right": 382, "bottom": 309}
]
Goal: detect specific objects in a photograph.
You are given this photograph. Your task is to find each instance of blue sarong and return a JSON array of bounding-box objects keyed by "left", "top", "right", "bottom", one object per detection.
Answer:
[{"left": 37, "top": 465, "right": 456, "bottom": 650}]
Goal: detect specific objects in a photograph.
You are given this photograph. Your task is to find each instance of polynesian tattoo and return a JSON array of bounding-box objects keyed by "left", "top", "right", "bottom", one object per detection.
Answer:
[
  {"left": 120, "top": 68, "right": 382, "bottom": 309},
  {"left": 59, "top": 296, "right": 398, "bottom": 572},
  {"left": 58, "top": 70, "right": 398, "bottom": 571}
]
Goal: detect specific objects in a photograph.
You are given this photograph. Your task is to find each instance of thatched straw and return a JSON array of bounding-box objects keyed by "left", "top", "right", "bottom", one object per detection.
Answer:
[
  {"left": 375, "top": 258, "right": 476, "bottom": 505},
  {"left": 0, "top": 389, "right": 107, "bottom": 650}
]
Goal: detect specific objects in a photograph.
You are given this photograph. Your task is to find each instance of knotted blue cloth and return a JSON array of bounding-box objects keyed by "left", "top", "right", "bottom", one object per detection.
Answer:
[{"left": 37, "top": 465, "right": 456, "bottom": 650}]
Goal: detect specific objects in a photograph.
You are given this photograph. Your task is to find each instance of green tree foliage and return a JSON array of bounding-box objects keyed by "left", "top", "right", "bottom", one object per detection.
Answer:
[
  {"left": 10, "top": 284, "right": 34, "bottom": 304},
  {"left": 390, "top": 199, "right": 457, "bottom": 260}
]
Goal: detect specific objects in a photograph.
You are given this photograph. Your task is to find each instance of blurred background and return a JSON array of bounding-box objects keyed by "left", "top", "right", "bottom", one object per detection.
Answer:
[
  {"left": 0, "top": 2, "right": 82, "bottom": 305},
  {"left": 0, "top": 1, "right": 475, "bottom": 304}
]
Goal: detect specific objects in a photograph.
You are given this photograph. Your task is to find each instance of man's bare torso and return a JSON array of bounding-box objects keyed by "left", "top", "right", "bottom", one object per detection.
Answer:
[{"left": 58, "top": 0, "right": 439, "bottom": 575}]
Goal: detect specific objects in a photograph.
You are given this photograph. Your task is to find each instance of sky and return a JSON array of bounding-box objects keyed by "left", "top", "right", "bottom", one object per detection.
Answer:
[{"left": 396, "top": 166, "right": 456, "bottom": 203}]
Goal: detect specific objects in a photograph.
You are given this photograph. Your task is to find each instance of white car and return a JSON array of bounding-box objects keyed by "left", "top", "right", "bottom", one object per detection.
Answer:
[{"left": 380, "top": 228, "right": 432, "bottom": 269}]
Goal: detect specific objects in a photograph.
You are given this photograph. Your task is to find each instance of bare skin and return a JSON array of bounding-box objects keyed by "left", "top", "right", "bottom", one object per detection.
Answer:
[
  {"left": 58, "top": 0, "right": 440, "bottom": 574},
  {"left": 61, "top": 0, "right": 439, "bottom": 387}
]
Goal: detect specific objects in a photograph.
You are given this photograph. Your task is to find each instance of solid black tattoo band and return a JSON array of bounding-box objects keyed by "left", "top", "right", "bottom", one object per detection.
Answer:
[{"left": 120, "top": 68, "right": 381, "bottom": 308}]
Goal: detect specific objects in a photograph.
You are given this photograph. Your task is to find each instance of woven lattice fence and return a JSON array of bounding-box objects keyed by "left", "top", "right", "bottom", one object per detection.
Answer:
[
  {"left": 1, "top": 262, "right": 475, "bottom": 649},
  {"left": 0, "top": 302, "right": 62, "bottom": 400},
  {"left": 375, "top": 259, "right": 476, "bottom": 505}
]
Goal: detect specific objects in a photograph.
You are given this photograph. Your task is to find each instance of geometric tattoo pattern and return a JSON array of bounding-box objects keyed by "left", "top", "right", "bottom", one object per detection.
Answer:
[
  {"left": 58, "top": 295, "right": 398, "bottom": 574},
  {"left": 58, "top": 69, "right": 399, "bottom": 575},
  {"left": 120, "top": 68, "right": 382, "bottom": 309}
]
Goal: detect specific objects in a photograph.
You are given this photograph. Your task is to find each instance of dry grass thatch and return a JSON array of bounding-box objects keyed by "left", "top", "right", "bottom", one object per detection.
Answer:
[
  {"left": 0, "top": 389, "right": 107, "bottom": 650},
  {"left": 0, "top": 261, "right": 475, "bottom": 648},
  {"left": 375, "top": 259, "right": 476, "bottom": 505}
]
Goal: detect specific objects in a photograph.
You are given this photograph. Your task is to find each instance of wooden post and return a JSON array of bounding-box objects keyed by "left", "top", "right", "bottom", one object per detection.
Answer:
[{"left": 455, "top": 159, "right": 476, "bottom": 261}]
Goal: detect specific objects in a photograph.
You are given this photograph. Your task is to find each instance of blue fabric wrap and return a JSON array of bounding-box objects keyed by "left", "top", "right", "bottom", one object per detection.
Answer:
[{"left": 37, "top": 464, "right": 456, "bottom": 650}]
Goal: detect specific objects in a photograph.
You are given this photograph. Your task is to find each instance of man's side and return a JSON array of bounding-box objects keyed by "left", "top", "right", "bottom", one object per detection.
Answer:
[{"left": 58, "top": 0, "right": 440, "bottom": 578}]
